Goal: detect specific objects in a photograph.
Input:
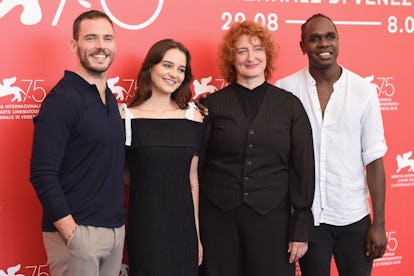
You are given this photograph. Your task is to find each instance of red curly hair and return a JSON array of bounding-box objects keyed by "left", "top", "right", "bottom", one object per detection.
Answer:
[{"left": 218, "top": 20, "right": 278, "bottom": 83}]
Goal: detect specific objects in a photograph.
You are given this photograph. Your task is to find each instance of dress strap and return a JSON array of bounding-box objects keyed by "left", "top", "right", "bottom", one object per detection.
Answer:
[
  {"left": 119, "top": 103, "right": 133, "bottom": 146},
  {"left": 184, "top": 102, "right": 199, "bottom": 121}
]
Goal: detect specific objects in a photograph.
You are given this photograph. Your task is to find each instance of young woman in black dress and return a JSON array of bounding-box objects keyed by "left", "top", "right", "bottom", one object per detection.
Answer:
[{"left": 120, "top": 39, "right": 203, "bottom": 276}]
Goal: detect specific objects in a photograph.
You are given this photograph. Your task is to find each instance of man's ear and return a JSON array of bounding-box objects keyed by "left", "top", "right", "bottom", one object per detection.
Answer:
[
  {"left": 299, "top": 41, "right": 305, "bottom": 55},
  {"left": 70, "top": 39, "right": 77, "bottom": 53}
]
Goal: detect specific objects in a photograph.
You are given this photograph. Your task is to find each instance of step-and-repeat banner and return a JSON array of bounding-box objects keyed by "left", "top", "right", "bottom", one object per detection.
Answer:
[{"left": 1, "top": 1, "right": 413, "bottom": 275}]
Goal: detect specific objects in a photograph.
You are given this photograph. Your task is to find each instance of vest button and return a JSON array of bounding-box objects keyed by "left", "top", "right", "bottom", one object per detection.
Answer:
[
  {"left": 246, "top": 160, "right": 252, "bottom": 166},
  {"left": 248, "top": 144, "right": 254, "bottom": 150},
  {"left": 248, "top": 129, "right": 255, "bottom": 135}
]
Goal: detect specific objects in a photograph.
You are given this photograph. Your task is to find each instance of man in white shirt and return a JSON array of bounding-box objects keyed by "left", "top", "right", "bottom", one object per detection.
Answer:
[{"left": 275, "top": 13, "right": 387, "bottom": 276}]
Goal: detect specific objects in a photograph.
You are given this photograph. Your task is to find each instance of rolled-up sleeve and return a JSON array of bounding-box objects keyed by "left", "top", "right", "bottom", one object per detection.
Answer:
[{"left": 361, "top": 85, "right": 387, "bottom": 165}]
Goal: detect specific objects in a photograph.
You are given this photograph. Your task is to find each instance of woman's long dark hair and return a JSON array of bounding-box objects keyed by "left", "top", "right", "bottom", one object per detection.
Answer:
[{"left": 128, "top": 39, "right": 193, "bottom": 109}]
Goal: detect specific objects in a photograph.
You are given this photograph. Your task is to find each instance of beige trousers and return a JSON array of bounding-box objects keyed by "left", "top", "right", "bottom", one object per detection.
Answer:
[{"left": 43, "top": 225, "right": 125, "bottom": 276}]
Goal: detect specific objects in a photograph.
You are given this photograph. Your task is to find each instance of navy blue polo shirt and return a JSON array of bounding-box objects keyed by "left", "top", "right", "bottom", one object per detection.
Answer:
[{"left": 30, "top": 70, "right": 125, "bottom": 231}]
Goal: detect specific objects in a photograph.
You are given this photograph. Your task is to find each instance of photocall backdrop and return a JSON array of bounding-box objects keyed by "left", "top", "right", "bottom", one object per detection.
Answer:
[{"left": 1, "top": 0, "right": 413, "bottom": 275}]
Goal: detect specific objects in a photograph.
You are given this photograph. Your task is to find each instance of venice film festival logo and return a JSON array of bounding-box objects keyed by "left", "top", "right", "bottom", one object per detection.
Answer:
[
  {"left": 396, "top": 151, "right": 414, "bottom": 173},
  {"left": 364, "top": 75, "right": 399, "bottom": 112},
  {"left": 193, "top": 76, "right": 219, "bottom": 99},
  {"left": 391, "top": 150, "right": 414, "bottom": 188},
  {"left": 0, "top": 264, "right": 23, "bottom": 276},
  {"left": 0, "top": 77, "right": 45, "bottom": 103}
]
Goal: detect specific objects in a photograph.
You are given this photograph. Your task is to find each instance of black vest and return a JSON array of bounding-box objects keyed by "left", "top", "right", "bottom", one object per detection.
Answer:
[{"left": 200, "top": 83, "right": 311, "bottom": 215}]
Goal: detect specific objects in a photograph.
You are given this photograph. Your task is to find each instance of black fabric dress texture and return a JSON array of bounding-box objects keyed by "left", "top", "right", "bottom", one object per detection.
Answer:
[{"left": 125, "top": 118, "right": 203, "bottom": 276}]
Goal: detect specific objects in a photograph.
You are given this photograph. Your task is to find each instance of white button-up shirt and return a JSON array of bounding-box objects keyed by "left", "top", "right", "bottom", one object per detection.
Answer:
[{"left": 276, "top": 67, "right": 387, "bottom": 226}]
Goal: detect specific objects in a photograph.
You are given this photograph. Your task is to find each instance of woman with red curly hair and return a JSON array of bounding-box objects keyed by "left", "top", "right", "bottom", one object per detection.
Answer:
[{"left": 198, "top": 20, "right": 315, "bottom": 276}]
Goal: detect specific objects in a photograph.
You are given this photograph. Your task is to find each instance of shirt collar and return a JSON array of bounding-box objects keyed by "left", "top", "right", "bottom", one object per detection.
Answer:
[
  {"left": 304, "top": 65, "right": 346, "bottom": 90},
  {"left": 233, "top": 81, "right": 268, "bottom": 94},
  {"left": 63, "top": 70, "right": 110, "bottom": 95}
]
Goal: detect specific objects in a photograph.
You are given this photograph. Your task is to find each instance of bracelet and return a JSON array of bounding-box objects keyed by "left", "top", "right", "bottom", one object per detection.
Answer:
[{"left": 65, "top": 224, "right": 77, "bottom": 243}]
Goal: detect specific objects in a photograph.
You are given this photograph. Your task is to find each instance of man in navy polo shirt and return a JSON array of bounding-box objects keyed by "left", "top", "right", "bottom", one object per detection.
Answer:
[{"left": 30, "top": 10, "right": 125, "bottom": 276}]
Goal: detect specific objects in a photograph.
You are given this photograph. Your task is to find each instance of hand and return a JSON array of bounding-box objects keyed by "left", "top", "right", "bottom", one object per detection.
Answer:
[
  {"left": 65, "top": 224, "right": 77, "bottom": 247},
  {"left": 198, "top": 240, "right": 204, "bottom": 266},
  {"left": 288, "top": 241, "right": 308, "bottom": 263},
  {"left": 366, "top": 223, "right": 387, "bottom": 260},
  {"left": 53, "top": 215, "right": 77, "bottom": 247},
  {"left": 194, "top": 93, "right": 209, "bottom": 116}
]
